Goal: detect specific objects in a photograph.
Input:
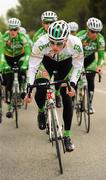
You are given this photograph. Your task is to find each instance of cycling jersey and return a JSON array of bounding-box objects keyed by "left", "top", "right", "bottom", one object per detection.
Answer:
[
  {"left": 0, "top": 32, "right": 5, "bottom": 72},
  {"left": 77, "top": 30, "right": 105, "bottom": 70},
  {"left": 33, "top": 27, "right": 46, "bottom": 42},
  {"left": 0, "top": 31, "right": 31, "bottom": 70},
  {"left": 28, "top": 34, "right": 84, "bottom": 85},
  {"left": 3, "top": 31, "right": 31, "bottom": 58},
  {"left": 0, "top": 32, "right": 4, "bottom": 60}
]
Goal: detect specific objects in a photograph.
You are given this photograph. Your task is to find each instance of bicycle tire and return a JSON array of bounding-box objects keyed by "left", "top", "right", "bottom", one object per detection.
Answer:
[
  {"left": 83, "top": 86, "right": 90, "bottom": 133},
  {"left": 50, "top": 105, "right": 63, "bottom": 174},
  {"left": 14, "top": 87, "right": 19, "bottom": 128}
]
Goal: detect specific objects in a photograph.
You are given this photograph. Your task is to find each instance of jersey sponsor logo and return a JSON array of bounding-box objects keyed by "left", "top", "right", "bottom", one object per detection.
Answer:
[
  {"left": 74, "top": 44, "right": 82, "bottom": 53},
  {"left": 6, "top": 40, "right": 23, "bottom": 49},
  {"left": 39, "top": 42, "right": 50, "bottom": 51}
]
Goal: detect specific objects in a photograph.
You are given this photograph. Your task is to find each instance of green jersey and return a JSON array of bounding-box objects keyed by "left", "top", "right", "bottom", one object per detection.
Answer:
[
  {"left": 3, "top": 31, "right": 31, "bottom": 58},
  {"left": 0, "top": 32, "right": 4, "bottom": 56},
  {"left": 77, "top": 30, "right": 105, "bottom": 70},
  {"left": 0, "top": 31, "right": 31, "bottom": 71},
  {"left": 0, "top": 32, "right": 6, "bottom": 71},
  {"left": 33, "top": 27, "right": 47, "bottom": 42}
]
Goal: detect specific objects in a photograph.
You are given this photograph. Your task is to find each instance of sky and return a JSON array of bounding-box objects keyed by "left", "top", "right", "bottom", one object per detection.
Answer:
[{"left": 0, "top": 0, "right": 19, "bottom": 17}]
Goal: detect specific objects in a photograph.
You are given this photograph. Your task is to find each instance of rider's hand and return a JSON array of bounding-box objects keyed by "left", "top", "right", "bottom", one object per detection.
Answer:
[
  {"left": 66, "top": 86, "right": 76, "bottom": 97},
  {"left": 24, "top": 94, "right": 33, "bottom": 103},
  {"left": 96, "top": 66, "right": 103, "bottom": 73}
]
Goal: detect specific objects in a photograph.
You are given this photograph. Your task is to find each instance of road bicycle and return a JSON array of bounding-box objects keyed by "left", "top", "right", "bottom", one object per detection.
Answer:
[
  {"left": 28, "top": 79, "right": 71, "bottom": 174},
  {"left": 75, "top": 70, "right": 101, "bottom": 133},
  {"left": 7, "top": 62, "right": 26, "bottom": 128}
]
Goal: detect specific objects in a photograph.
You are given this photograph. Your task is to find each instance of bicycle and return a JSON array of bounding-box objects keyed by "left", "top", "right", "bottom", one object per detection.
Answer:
[
  {"left": 6, "top": 62, "right": 25, "bottom": 128},
  {"left": 28, "top": 79, "right": 71, "bottom": 174},
  {"left": 75, "top": 70, "right": 101, "bottom": 133}
]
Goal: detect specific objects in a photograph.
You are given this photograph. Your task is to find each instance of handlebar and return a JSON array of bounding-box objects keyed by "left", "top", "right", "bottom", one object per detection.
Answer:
[
  {"left": 81, "top": 70, "right": 101, "bottom": 83},
  {"left": 12, "top": 62, "right": 19, "bottom": 72},
  {"left": 27, "top": 79, "right": 72, "bottom": 98}
]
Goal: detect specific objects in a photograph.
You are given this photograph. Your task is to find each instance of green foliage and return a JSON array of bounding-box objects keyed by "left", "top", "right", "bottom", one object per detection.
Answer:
[
  {"left": 0, "top": 16, "right": 7, "bottom": 33},
  {"left": 88, "top": 0, "right": 106, "bottom": 37},
  {"left": 0, "top": 0, "right": 105, "bottom": 39}
]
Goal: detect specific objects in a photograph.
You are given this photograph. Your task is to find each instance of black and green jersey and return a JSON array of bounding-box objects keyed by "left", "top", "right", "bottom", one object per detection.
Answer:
[
  {"left": 0, "top": 32, "right": 4, "bottom": 55},
  {"left": 33, "top": 27, "right": 47, "bottom": 42},
  {"left": 3, "top": 31, "right": 31, "bottom": 58},
  {"left": 77, "top": 30, "right": 105, "bottom": 70}
]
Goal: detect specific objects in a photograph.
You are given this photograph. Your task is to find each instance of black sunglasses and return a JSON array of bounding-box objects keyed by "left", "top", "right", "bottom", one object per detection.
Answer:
[
  {"left": 50, "top": 40, "right": 64, "bottom": 46},
  {"left": 43, "top": 21, "right": 53, "bottom": 24},
  {"left": 10, "top": 28, "right": 18, "bottom": 31},
  {"left": 89, "top": 29, "right": 99, "bottom": 34}
]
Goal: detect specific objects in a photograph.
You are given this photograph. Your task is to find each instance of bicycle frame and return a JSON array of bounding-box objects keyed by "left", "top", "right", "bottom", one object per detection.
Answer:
[
  {"left": 28, "top": 79, "right": 70, "bottom": 174},
  {"left": 45, "top": 87, "right": 63, "bottom": 141}
]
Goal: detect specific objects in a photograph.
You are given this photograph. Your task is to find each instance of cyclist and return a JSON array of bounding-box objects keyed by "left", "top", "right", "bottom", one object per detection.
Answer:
[
  {"left": 33, "top": 11, "right": 58, "bottom": 42},
  {"left": 77, "top": 17, "right": 105, "bottom": 114},
  {"left": 26, "top": 20, "right": 84, "bottom": 152},
  {"left": 68, "top": 22, "right": 79, "bottom": 36},
  {"left": 33, "top": 11, "right": 62, "bottom": 107},
  {"left": 1, "top": 18, "right": 31, "bottom": 118}
]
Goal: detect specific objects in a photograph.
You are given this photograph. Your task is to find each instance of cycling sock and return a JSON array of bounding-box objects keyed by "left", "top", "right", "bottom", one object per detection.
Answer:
[
  {"left": 63, "top": 130, "right": 71, "bottom": 137},
  {"left": 55, "top": 90, "right": 60, "bottom": 96},
  {"left": 38, "top": 107, "right": 45, "bottom": 113}
]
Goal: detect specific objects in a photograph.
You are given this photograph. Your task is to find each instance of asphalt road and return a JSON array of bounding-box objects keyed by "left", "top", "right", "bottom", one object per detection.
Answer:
[{"left": 0, "top": 67, "right": 106, "bottom": 180}]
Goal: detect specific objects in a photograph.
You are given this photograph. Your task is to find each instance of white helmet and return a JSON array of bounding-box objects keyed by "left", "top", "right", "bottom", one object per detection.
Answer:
[
  {"left": 8, "top": 18, "right": 21, "bottom": 29},
  {"left": 19, "top": 27, "right": 26, "bottom": 34},
  {"left": 68, "top": 22, "right": 79, "bottom": 32},
  {"left": 48, "top": 20, "right": 69, "bottom": 42},
  {"left": 41, "top": 11, "right": 58, "bottom": 22},
  {"left": 87, "top": 17, "right": 103, "bottom": 32}
]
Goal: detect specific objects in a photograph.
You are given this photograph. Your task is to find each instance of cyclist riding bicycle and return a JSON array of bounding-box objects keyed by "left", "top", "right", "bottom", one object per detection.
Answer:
[
  {"left": 33, "top": 11, "right": 62, "bottom": 108},
  {"left": 68, "top": 22, "right": 79, "bottom": 36},
  {"left": 26, "top": 20, "right": 84, "bottom": 152},
  {"left": 77, "top": 17, "right": 105, "bottom": 114},
  {"left": 0, "top": 18, "right": 31, "bottom": 118}
]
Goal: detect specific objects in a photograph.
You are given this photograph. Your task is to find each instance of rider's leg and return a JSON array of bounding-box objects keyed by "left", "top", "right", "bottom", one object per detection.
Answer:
[
  {"left": 86, "top": 72, "right": 96, "bottom": 113},
  {"left": 61, "top": 87, "right": 75, "bottom": 152},
  {"left": 35, "top": 78, "right": 49, "bottom": 130},
  {"left": 3, "top": 72, "right": 13, "bottom": 117}
]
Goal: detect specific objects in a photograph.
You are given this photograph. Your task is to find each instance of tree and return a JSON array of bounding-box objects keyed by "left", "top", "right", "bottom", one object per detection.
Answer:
[
  {"left": 0, "top": 16, "right": 7, "bottom": 33},
  {"left": 88, "top": 0, "right": 106, "bottom": 37}
]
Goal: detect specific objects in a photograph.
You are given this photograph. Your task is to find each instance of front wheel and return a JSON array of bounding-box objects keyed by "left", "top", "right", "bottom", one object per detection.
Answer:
[
  {"left": 12, "top": 90, "right": 19, "bottom": 128},
  {"left": 83, "top": 87, "right": 90, "bottom": 133},
  {"left": 51, "top": 106, "right": 63, "bottom": 174},
  {"left": 75, "top": 88, "right": 83, "bottom": 126}
]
